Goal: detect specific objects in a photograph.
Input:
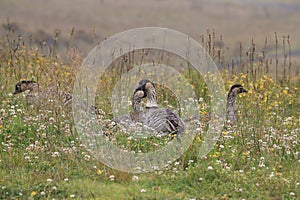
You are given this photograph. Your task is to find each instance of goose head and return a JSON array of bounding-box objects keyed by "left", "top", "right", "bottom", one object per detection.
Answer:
[
  {"left": 228, "top": 84, "right": 248, "bottom": 98},
  {"left": 132, "top": 89, "right": 146, "bottom": 112},
  {"left": 136, "top": 79, "right": 155, "bottom": 92},
  {"left": 135, "top": 79, "right": 157, "bottom": 108},
  {"left": 13, "top": 80, "right": 39, "bottom": 95},
  {"left": 133, "top": 89, "right": 147, "bottom": 100}
]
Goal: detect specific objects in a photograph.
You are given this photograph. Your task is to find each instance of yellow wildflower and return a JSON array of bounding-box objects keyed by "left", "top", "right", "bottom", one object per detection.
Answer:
[
  {"left": 31, "top": 191, "right": 37, "bottom": 196},
  {"left": 201, "top": 110, "right": 208, "bottom": 115},
  {"left": 97, "top": 169, "right": 102, "bottom": 175},
  {"left": 241, "top": 74, "right": 247, "bottom": 79},
  {"left": 275, "top": 172, "right": 282, "bottom": 176},
  {"left": 211, "top": 151, "right": 220, "bottom": 158}
]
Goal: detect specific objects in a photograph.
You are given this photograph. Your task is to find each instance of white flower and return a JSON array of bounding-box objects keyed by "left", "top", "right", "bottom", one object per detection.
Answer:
[
  {"left": 260, "top": 157, "right": 265, "bottom": 160},
  {"left": 140, "top": 189, "right": 146, "bottom": 193},
  {"left": 47, "top": 178, "right": 53, "bottom": 182},
  {"left": 70, "top": 194, "right": 75, "bottom": 198},
  {"left": 259, "top": 162, "right": 265, "bottom": 168},
  {"left": 290, "top": 192, "right": 295, "bottom": 196},
  {"left": 132, "top": 176, "right": 139, "bottom": 181},
  {"left": 84, "top": 154, "right": 91, "bottom": 161},
  {"left": 51, "top": 152, "right": 60, "bottom": 158},
  {"left": 109, "top": 175, "right": 115, "bottom": 181},
  {"left": 207, "top": 166, "right": 214, "bottom": 170},
  {"left": 49, "top": 117, "right": 55, "bottom": 122}
]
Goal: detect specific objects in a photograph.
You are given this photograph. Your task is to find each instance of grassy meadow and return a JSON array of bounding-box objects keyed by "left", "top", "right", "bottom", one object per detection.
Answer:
[{"left": 1, "top": 23, "right": 300, "bottom": 200}]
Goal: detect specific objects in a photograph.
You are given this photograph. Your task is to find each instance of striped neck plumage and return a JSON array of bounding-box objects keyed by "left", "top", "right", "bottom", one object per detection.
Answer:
[
  {"left": 227, "top": 90, "right": 237, "bottom": 122},
  {"left": 146, "top": 87, "right": 158, "bottom": 108},
  {"left": 132, "top": 98, "right": 143, "bottom": 112},
  {"left": 227, "top": 91, "right": 237, "bottom": 111}
]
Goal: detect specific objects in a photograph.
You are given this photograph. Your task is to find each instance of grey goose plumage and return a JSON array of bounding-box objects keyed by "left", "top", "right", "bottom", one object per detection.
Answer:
[
  {"left": 136, "top": 79, "right": 185, "bottom": 136},
  {"left": 13, "top": 80, "right": 72, "bottom": 106},
  {"left": 113, "top": 89, "right": 146, "bottom": 124},
  {"left": 226, "top": 84, "right": 248, "bottom": 124},
  {"left": 12, "top": 80, "right": 88, "bottom": 111}
]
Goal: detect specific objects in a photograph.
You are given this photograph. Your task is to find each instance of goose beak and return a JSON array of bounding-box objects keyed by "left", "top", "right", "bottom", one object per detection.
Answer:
[
  {"left": 241, "top": 88, "right": 248, "bottom": 93},
  {"left": 135, "top": 84, "right": 143, "bottom": 92},
  {"left": 13, "top": 90, "right": 18, "bottom": 95}
]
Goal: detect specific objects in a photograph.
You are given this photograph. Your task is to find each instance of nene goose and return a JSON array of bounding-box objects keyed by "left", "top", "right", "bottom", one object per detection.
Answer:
[
  {"left": 103, "top": 88, "right": 150, "bottom": 136},
  {"left": 136, "top": 81, "right": 247, "bottom": 128},
  {"left": 136, "top": 79, "right": 185, "bottom": 137},
  {"left": 13, "top": 80, "right": 101, "bottom": 115},
  {"left": 13, "top": 80, "right": 72, "bottom": 106},
  {"left": 226, "top": 84, "right": 248, "bottom": 124},
  {"left": 113, "top": 89, "right": 146, "bottom": 124}
]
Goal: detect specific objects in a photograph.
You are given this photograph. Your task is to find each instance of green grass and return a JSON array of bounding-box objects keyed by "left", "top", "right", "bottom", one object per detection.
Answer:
[
  {"left": 0, "top": 28, "right": 299, "bottom": 199},
  {"left": 1, "top": 0, "right": 300, "bottom": 65}
]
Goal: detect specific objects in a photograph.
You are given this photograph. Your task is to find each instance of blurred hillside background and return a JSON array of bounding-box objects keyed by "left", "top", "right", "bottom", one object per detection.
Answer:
[{"left": 0, "top": 0, "right": 299, "bottom": 72}]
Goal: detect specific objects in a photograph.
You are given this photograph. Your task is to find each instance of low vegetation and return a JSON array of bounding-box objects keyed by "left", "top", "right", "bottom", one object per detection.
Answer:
[{"left": 0, "top": 27, "right": 299, "bottom": 199}]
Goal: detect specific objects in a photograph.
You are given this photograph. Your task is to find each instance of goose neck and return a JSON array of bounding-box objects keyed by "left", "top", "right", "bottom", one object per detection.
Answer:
[{"left": 146, "top": 88, "right": 158, "bottom": 108}]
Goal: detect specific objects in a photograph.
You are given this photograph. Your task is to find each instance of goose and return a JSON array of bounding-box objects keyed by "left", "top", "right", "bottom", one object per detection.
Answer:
[
  {"left": 136, "top": 80, "right": 247, "bottom": 126},
  {"left": 135, "top": 79, "right": 185, "bottom": 137},
  {"left": 13, "top": 80, "right": 100, "bottom": 115},
  {"left": 103, "top": 88, "right": 150, "bottom": 136},
  {"left": 113, "top": 89, "right": 146, "bottom": 124},
  {"left": 226, "top": 84, "right": 248, "bottom": 124},
  {"left": 13, "top": 80, "right": 73, "bottom": 106},
  {"left": 184, "top": 84, "right": 248, "bottom": 124}
]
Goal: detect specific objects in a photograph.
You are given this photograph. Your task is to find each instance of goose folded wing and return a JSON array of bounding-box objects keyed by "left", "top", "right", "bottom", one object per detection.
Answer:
[{"left": 146, "top": 108, "right": 185, "bottom": 135}]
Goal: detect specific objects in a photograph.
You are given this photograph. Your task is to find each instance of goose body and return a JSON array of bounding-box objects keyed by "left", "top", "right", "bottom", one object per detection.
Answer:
[
  {"left": 136, "top": 79, "right": 185, "bottom": 136},
  {"left": 113, "top": 89, "right": 146, "bottom": 124},
  {"left": 103, "top": 89, "right": 150, "bottom": 136},
  {"left": 13, "top": 80, "right": 73, "bottom": 106},
  {"left": 226, "top": 84, "right": 248, "bottom": 124},
  {"left": 12, "top": 80, "right": 98, "bottom": 114}
]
